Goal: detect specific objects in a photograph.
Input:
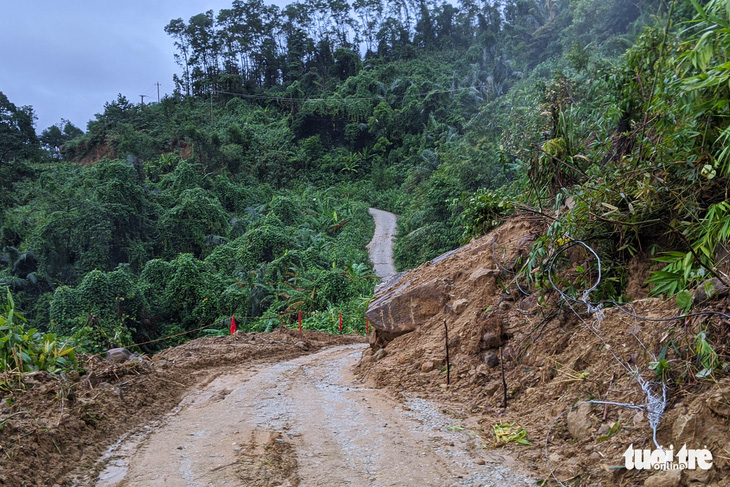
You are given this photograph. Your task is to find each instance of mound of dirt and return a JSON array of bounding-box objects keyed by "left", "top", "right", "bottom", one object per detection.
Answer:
[
  {"left": 359, "top": 214, "right": 730, "bottom": 486},
  {"left": 0, "top": 328, "right": 363, "bottom": 487}
]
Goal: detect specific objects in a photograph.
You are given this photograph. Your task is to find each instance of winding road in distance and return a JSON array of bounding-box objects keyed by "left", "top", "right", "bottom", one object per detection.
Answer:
[{"left": 366, "top": 208, "right": 398, "bottom": 278}]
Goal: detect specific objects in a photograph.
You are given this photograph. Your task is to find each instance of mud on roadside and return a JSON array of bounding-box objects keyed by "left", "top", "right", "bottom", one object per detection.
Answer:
[{"left": 0, "top": 328, "right": 363, "bottom": 487}]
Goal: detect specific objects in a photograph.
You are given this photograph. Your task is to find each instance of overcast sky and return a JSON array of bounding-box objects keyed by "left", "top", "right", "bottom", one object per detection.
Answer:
[{"left": 1, "top": 1, "right": 284, "bottom": 134}]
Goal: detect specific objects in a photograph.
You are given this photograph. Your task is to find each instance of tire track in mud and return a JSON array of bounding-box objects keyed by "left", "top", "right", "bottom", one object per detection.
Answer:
[{"left": 87, "top": 344, "right": 533, "bottom": 486}]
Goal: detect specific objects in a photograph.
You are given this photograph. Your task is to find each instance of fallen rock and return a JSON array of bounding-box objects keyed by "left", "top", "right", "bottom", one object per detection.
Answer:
[
  {"left": 672, "top": 413, "right": 698, "bottom": 443},
  {"left": 467, "top": 268, "right": 499, "bottom": 296},
  {"left": 450, "top": 298, "right": 469, "bottom": 315},
  {"left": 706, "top": 391, "right": 730, "bottom": 418},
  {"left": 106, "top": 347, "right": 132, "bottom": 364},
  {"left": 366, "top": 278, "right": 450, "bottom": 343},
  {"left": 22, "top": 370, "right": 54, "bottom": 387},
  {"left": 373, "top": 348, "right": 387, "bottom": 361},
  {"left": 566, "top": 403, "right": 594, "bottom": 440},
  {"left": 481, "top": 332, "right": 502, "bottom": 350},
  {"left": 421, "top": 361, "right": 435, "bottom": 373},
  {"left": 361, "top": 348, "right": 374, "bottom": 360},
  {"left": 682, "top": 466, "right": 713, "bottom": 485},
  {"left": 632, "top": 411, "right": 645, "bottom": 427},
  {"left": 693, "top": 278, "right": 729, "bottom": 304},
  {"left": 484, "top": 380, "right": 501, "bottom": 396},
  {"left": 483, "top": 351, "right": 499, "bottom": 368},
  {"left": 643, "top": 469, "right": 682, "bottom": 487}
]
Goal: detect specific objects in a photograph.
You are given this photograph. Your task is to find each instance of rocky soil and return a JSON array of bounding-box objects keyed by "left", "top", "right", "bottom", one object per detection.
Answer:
[{"left": 361, "top": 214, "right": 730, "bottom": 486}]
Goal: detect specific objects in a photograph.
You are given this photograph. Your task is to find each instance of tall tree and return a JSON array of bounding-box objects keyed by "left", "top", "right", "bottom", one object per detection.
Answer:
[
  {"left": 165, "top": 18, "right": 193, "bottom": 95},
  {"left": 0, "top": 92, "right": 39, "bottom": 163}
]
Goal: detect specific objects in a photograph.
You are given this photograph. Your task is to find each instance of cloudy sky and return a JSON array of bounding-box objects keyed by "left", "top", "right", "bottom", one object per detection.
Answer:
[{"left": 1, "top": 1, "right": 284, "bottom": 133}]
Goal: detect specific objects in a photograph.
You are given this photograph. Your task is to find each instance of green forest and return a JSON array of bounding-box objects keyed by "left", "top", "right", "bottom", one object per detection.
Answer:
[{"left": 2, "top": 0, "right": 730, "bottom": 372}]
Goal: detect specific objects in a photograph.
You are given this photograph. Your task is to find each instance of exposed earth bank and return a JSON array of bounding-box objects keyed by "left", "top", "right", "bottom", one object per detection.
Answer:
[{"left": 361, "top": 214, "right": 730, "bottom": 486}]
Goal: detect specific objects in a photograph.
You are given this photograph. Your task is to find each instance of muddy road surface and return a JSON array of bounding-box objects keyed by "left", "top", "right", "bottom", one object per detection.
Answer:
[
  {"left": 366, "top": 208, "right": 398, "bottom": 278},
  {"left": 85, "top": 344, "right": 532, "bottom": 486}
]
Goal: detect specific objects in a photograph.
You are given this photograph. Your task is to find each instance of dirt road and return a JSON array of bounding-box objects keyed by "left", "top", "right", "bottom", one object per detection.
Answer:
[
  {"left": 366, "top": 208, "right": 398, "bottom": 278},
  {"left": 87, "top": 345, "right": 532, "bottom": 486}
]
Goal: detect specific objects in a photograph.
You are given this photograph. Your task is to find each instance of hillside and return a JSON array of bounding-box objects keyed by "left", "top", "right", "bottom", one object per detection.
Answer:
[{"left": 2, "top": 0, "right": 730, "bottom": 484}]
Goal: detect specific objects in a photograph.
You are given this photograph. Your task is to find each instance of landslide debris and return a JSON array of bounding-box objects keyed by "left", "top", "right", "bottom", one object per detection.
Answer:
[
  {"left": 0, "top": 328, "right": 363, "bottom": 487},
  {"left": 360, "top": 214, "right": 730, "bottom": 486}
]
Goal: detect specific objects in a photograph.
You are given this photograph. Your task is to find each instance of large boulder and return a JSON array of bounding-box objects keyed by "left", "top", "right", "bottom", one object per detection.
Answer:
[{"left": 366, "top": 275, "right": 450, "bottom": 347}]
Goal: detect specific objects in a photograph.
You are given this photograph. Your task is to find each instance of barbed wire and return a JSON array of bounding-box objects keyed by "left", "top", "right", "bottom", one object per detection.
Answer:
[{"left": 538, "top": 238, "right": 730, "bottom": 484}]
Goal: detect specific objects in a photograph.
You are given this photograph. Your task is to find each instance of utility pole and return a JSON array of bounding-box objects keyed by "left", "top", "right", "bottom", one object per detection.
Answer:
[
  {"left": 155, "top": 82, "right": 161, "bottom": 103},
  {"left": 139, "top": 94, "right": 147, "bottom": 106}
]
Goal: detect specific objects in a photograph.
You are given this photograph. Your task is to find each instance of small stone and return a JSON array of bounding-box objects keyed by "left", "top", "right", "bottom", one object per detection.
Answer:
[
  {"left": 683, "top": 467, "right": 713, "bottom": 485},
  {"left": 421, "top": 361, "right": 435, "bottom": 373},
  {"left": 481, "top": 332, "right": 501, "bottom": 350},
  {"left": 106, "top": 347, "right": 132, "bottom": 364},
  {"left": 566, "top": 403, "right": 594, "bottom": 440},
  {"left": 476, "top": 459, "right": 486, "bottom": 465},
  {"left": 484, "top": 380, "right": 500, "bottom": 396},
  {"left": 707, "top": 392, "right": 730, "bottom": 418},
  {"left": 643, "top": 469, "right": 682, "bottom": 487},
  {"left": 373, "top": 348, "right": 387, "bottom": 361},
  {"left": 632, "top": 411, "right": 645, "bottom": 427},
  {"left": 451, "top": 298, "right": 469, "bottom": 315},
  {"left": 294, "top": 341, "right": 309, "bottom": 350},
  {"left": 672, "top": 413, "right": 697, "bottom": 443},
  {"left": 484, "top": 351, "right": 499, "bottom": 368},
  {"left": 499, "top": 301, "right": 511, "bottom": 311},
  {"left": 130, "top": 354, "right": 153, "bottom": 370},
  {"left": 439, "top": 383, "right": 448, "bottom": 389},
  {"left": 693, "top": 278, "right": 729, "bottom": 304}
]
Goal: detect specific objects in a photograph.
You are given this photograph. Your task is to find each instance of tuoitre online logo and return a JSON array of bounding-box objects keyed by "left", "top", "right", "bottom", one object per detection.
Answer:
[{"left": 623, "top": 444, "right": 713, "bottom": 471}]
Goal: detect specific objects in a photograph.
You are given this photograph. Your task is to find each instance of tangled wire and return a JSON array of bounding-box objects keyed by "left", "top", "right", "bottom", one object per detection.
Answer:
[{"left": 538, "top": 239, "right": 730, "bottom": 485}]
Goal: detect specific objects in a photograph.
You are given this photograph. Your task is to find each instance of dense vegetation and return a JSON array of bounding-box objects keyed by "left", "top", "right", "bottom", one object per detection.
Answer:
[{"left": 2, "top": 0, "right": 729, "bottom": 373}]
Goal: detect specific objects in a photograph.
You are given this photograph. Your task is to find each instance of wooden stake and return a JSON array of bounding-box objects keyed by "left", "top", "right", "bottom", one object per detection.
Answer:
[
  {"left": 500, "top": 346, "right": 507, "bottom": 409},
  {"left": 444, "top": 319, "right": 450, "bottom": 386}
]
